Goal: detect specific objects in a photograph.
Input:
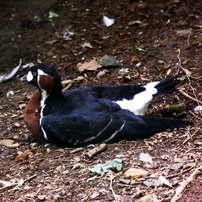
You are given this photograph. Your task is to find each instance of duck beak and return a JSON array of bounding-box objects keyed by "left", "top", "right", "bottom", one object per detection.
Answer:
[{"left": 20, "top": 74, "right": 27, "bottom": 81}]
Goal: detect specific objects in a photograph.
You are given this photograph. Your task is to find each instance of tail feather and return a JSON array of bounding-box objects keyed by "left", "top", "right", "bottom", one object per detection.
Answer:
[
  {"left": 139, "top": 115, "right": 193, "bottom": 133},
  {"left": 155, "top": 75, "right": 179, "bottom": 96}
]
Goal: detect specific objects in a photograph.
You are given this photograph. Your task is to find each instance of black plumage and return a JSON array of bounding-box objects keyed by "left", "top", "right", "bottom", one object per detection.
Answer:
[{"left": 23, "top": 64, "right": 193, "bottom": 147}]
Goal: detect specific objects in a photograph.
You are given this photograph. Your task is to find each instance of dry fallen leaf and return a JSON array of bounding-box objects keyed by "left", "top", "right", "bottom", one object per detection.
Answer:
[
  {"left": 143, "top": 175, "right": 172, "bottom": 188},
  {"left": 77, "top": 60, "right": 102, "bottom": 72},
  {"left": 45, "top": 40, "right": 58, "bottom": 45},
  {"left": 18, "top": 103, "right": 26, "bottom": 109},
  {"left": 14, "top": 122, "right": 21, "bottom": 128},
  {"left": 90, "top": 191, "right": 99, "bottom": 199},
  {"left": 176, "top": 28, "right": 192, "bottom": 37},
  {"left": 0, "top": 179, "right": 13, "bottom": 187},
  {"left": 38, "top": 195, "right": 46, "bottom": 201},
  {"left": 139, "top": 153, "right": 153, "bottom": 164},
  {"left": 81, "top": 42, "right": 93, "bottom": 48},
  {"left": 15, "top": 150, "right": 33, "bottom": 162},
  {"left": 124, "top": 168, "right": 149, "bottom": 179},
  {"left": 131, "top": 56, "right": 139, "bottom": 63},
  {"left": 138, "top": 194, "right": 153, "bottom": 202},
  {"left": 0, "top": 139, "right": 19, "bottom": 148},
  {"left": 158, "top": 175, "right": 172, "bottom": 187},
  {"left": 170, "top": 162, "right": 183, "bottom": 171}
]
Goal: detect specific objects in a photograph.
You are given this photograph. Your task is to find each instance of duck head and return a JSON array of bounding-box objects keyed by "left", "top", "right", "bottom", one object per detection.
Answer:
[{"left": 22, "top": 64, "right": 63, "bottom": 107}]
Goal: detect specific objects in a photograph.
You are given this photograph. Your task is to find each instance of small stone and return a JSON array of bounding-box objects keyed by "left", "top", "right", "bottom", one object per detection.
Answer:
[
  {"left": 47, "top": 51, "right": 54, "bottom": 57},
  {"left": 114, "top": 147, "right": 120, "bottom": 151},
  {"left": 13, "top": 135, "right": 19, "bottom": 140},
  {"left": 96, "top": 70, "right": 106, "bottom": 79},
  {"left": 14, "top": 122, "right": 21, "bottom": 127},
  {"left": 38, "top": 195, "right": 46, "bottom": 201},
  {"left": 53, "top": 194, "right": 61, "bottom": 200},
  {"left": 62, "top": 170, "right": 69, "bottom": 174},
  {"left": 158, "top": 60, "right": 164, "bottom": 64},
  {"left": 119, "top": 178, "right": 130, "bottom": 184}
]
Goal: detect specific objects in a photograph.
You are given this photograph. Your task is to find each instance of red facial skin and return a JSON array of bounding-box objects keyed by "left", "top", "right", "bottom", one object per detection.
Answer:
[{"left": 24, "top": 90, "right": 46, "bottom": 142}]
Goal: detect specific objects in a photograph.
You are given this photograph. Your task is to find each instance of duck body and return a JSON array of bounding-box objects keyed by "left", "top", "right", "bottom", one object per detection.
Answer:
[{"left": 23, "top": 65, "right": 193, "bottom": 147}]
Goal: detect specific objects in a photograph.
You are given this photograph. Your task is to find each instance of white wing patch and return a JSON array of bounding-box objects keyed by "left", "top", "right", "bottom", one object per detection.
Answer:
[{"left": 115, "top": 81, "right": 159, "bottom": 115}]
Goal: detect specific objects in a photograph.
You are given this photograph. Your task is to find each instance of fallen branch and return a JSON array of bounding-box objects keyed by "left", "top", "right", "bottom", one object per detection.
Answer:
[
  {"left": 171, "top": 164, "right": 202, "bottom": 202},
  {"left": 85, "top": 143, "right": 107, "bottom": 159}
]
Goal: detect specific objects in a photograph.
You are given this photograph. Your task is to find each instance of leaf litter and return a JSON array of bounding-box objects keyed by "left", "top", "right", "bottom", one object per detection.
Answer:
[{"left": 0, "top": 0, "right": 202, "bottom": 201}]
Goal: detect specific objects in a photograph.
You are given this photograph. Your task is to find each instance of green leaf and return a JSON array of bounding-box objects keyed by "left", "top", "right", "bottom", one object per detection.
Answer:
[
  {"left": 49, "top": 11, "right": 59, "bottom": 19},
  {"left": 128, "top": 20, "right": 142, "bottom": 26},
  {"left": 97, "top": 55, "right": 120, "bottom": 67},
  {"left": 89, "top": 159, "right": 123, "bottom": 176},
  {"left": 106, "top": 158, "right": 123, "bottom": 171},
  {"left": 137, "top": 47, "right": 145, "bottom": 52},
  {"left": 119, "top": 68, "right": 129, "bottom": 74},
  {"left": 160, "top": 9, "right": 165, "bottom": 14},
  {"left": 89, "top": 163, "right": 109, "bottom": 176}
]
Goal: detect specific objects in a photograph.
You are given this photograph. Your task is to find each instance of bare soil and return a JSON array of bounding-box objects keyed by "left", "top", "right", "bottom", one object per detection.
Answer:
[{"left": 0, "top": 0, "right": 202, "bottom": 201}]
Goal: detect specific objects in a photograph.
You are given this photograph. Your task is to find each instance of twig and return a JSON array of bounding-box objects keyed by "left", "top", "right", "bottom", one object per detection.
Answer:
[
  {"left": 176, "top": 49, "right": 201, "bottom": 106},
  {"left": 178, "top": 89, "right": 202, "bottom": 105},
  {"left": 171, "top": 164, "right": 202, "bottom": 202},
  {"left": 187, "top": 28, "right": 192, "bottom": 47},
  {"left": 0, "top": 174, "right": 37, "bottom": 192},
  {"left": 61, "top": 80, "right": 74, "bottom": 91},
  {"left": 166, "top": 166, "right": 194, "bottom": 179},
  {"left": 183, "top": 127, "right": 192, "bottom": 145},
  {"left": 185, "top": 148, "right": 202, "bottom": 153},
  {"left": 85, "top": 143, "right": 107, "bottom": 159},
  {"left": 70, "top": 147, "right": 84, "bottom": 154},
  {"left": 109, "top": 171, "right": 119, "bottom": 202}
]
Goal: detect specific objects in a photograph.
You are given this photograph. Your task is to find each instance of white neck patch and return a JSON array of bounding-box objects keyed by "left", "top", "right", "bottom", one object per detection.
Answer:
[
  {"left": 26, "top": 71, "right": 33, "bottom": 82},
  {"left": 37, "top": 69, "right": 50, "bottom": 107},
  {"left": 37, "top": 69, "right": 47, "bottom": 76}
]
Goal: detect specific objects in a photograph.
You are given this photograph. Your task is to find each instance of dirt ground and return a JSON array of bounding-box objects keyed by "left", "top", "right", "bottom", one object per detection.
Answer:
[{"left": 0, "top": 0, "right": 202, "bottom": 201}]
